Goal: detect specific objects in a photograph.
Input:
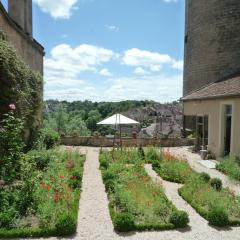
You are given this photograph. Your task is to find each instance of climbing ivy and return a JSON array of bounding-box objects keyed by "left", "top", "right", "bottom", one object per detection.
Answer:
[{"left": 0, "top": 33, "right": 43, "bottom": 142}]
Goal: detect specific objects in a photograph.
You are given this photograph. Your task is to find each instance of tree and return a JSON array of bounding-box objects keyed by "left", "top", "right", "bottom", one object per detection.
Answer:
[{"left": 86, "top": 110, "right": 101, "bottom": 134}]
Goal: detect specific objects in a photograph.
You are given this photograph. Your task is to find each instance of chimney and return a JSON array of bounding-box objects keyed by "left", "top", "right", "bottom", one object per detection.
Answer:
[{"left": 8, "top": 0, "right": 32, "bottom": 36}]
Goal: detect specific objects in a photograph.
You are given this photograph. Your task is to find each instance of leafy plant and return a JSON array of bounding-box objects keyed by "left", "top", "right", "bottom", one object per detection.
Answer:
[
  {"left": 210, "top": 178, "right": 222, "bottom": 191},
  {"left": 55, "top": 214, "right": 76, "bottom": 236},
  {"left": 169, "top": 210, "right": 189, "bottom": 228},
  {"left": 208, "top": 207, "right": 229, "bottom": 227},
  {"left": 40, "top": 128, "right": 60, "bottom": 150},
  {"left": 199, "top": 172, "right": 211, "bottom": 183},
  {"left": 0, "top": 106, "right": 24, "bottom": 182},
  {"left": 113, "top": 212, "right": 135, "bottom": 232}
]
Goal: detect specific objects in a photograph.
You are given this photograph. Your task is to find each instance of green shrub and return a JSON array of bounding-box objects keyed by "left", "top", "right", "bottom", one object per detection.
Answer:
[
  {"left": 0, "top": 108, "right": 24, "bottom": 182},
  {"left": 217, "top": 158, "right": 240, "bottom": 181},
  {"left": 0, "top": 208, "right": 18, "bottom": 229},
  {"left": 113, "top": 212, "right": 135, "bottom": 232},
  {"left": 100, "top": 158, "right": 109, "bottom": 169},
  {"left": 145, "top": 147, "right": 160, "bottom": 163},
  {"left": 210, "top": 178, "right": 222, "bottom": 191},
  {"left": 199, "top": 172, "right": 211, "bottom": 183},
  {"left": 40, "top": 128, "right": 60, "bottom": 150},
  {"left": 69, "top": 171, "right": 82, "bottom": 189},
  {"left": 208, "top": 207, "right": 229, "bottom": 227},
  {"left": 102, "top": 171, "right": 115, "bottom": 182},
  {"left": 169, "top": 210, "right": 189, "bottom": 228},
  {"left": 152, "top": 160, "right": 161, "bottom": 169},
  {"left": 55, "top": 214, "right": 76, "bottom": 236},
  {"left": 105, "top": 179, "right": 115, "bottom": 192},
  {"left": 137, "top": 146, "right": 145, "bottom": 160},
  {"left": 27, "top": 150, "right": 53, "bottom": 170}
]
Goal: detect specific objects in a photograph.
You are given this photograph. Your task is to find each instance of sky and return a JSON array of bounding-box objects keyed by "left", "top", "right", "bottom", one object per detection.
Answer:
[{"left": 2, "top": 0, "right": 185, "bottom": 103}]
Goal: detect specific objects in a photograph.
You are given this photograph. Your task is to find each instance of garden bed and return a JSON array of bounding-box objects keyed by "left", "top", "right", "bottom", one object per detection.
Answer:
[
  {"left": 100, "top": 149, "right": 189, "bottom": 232},
  {"left": 148, "top": 148, "right": 240, "bottom": 227},
  {"left": 216, "top": 157, "right": 240, "bottom": 182},
  {"left": 0, "top": 148, "right": 85, "bottom": 238}
]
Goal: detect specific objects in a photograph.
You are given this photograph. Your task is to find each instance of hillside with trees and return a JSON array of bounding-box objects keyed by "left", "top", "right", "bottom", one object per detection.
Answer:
[{"left": 44, "top": 100, "right": 183, "bottom": 138}]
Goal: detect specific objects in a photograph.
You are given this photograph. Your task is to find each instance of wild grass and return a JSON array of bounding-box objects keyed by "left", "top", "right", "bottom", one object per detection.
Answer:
[
  {"left": 100, "top": 149, "right": 189, "bottom": 231},
  {"left": 179, "top": 173, "right": 240, "bottom": 226},
  {"left": 145, "top": 148, "right": 240, "bottom": 226},
  {"left": 216, "top": 157, "right": 240, "bottom": 181},
  {"left": 0, "top": 147, "right": 85, "bottom": 238}
]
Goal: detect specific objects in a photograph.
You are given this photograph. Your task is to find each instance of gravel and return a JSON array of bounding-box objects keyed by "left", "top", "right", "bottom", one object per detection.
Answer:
[{"left": 7, "top": 147, "right": 240, "bottom": 240}]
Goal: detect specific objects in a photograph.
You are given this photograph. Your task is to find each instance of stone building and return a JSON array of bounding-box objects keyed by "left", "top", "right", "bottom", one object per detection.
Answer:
[
  {"left": 182, "top": 0, "right": 240, "bottom": 157},
  {"left": 0, "top": 0, "right": 44, "bottom": 142},
  {"left": 0, "top": 0, "right": 44, "bottom": 74}
]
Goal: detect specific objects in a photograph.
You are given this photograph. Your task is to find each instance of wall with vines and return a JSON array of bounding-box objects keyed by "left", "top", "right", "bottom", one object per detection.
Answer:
[{"left": 0, "top": 30, "right": 43, "bottom": 142}]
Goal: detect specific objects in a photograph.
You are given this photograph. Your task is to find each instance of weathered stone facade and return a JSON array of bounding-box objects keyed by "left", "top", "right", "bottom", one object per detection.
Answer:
[
  {"left": 0, "top": 1, "right": 44, "bottom": 74},
  {"left": 183, "top": 0, "right": 240, "bottom": 96}
]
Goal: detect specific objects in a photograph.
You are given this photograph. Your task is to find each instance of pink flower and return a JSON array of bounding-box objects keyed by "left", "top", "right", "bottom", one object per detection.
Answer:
[{"left": 9, "top": 104, "right": 16, "bottom": 110}]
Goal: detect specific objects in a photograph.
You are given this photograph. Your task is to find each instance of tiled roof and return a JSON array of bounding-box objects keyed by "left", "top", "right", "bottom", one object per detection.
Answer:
[{"left": 182, "top": 76, "right": 240, "bottom": 101}]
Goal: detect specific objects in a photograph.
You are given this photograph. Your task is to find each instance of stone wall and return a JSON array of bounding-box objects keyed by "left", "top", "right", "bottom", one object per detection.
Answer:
[
  {"left": 183, "top": 0, "right": 240, "bottom": 96},
  {"left": 61, "top": 136, "right": 194, "bottom": 148},
  {"left": 0, "top": 2, "right": 44, "bottom": 74}
]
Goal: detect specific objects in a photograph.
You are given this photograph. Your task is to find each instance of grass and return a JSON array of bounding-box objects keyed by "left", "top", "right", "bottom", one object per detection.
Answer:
[
  {"left": 216, "top": 157, "right": 240, "bottom": 181},
  {"left": 147, "top": 148, "right": 240, "bottom": 226},
  {"left": 179, "top": 173, "right": 240, "bottom": 226},
  {"left": 0, "top": 147, "right": 85, "bottom": 238},
  {"left": 100, "top": 149, "right": 189, "bottom": 231}
]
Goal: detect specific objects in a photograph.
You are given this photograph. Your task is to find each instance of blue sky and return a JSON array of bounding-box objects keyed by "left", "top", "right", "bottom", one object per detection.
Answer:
[{"left": 2, "top": 0, "right": 185, "bottom": 102}]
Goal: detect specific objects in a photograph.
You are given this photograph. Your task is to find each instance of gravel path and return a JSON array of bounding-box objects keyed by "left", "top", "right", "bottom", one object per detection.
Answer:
[
  {"left": 168, "top": 147, "right": 240, "bottom": 195},
  {"left": 8, "top": 147, "right": 240, "bottom": 240}
]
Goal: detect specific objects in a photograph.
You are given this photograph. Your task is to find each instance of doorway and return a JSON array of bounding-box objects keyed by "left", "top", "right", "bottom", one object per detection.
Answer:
[{"left": 224, "top": 105, "right": 232, "bottom": 155}]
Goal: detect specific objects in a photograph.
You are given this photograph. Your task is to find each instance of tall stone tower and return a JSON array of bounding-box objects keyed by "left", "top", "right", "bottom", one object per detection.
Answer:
[
  {"left": 183, "top": 0, "right": 240, "bottom": 96},
  {"left": 8, "top": 0, "right": 32, "bottom": 36}
]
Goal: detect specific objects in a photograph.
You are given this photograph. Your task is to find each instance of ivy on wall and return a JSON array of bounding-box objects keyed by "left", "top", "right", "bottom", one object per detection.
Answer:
[{"left": 0, "top": 30, "right": 43, "bottom": 140}]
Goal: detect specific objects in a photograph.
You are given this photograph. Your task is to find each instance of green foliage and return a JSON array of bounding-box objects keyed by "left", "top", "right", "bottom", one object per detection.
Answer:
[
  {"left": 44, "top": 103, "right": 90, "bottom": 137},
  {"left": 208, "top": 207, "right": 229, "bottom": 227},
  {"left": 69, "top": 171, "right": 82, "bottom": 189},
  {"left": 179, "top": 173, "right": 240, "bottom": 226},
  {"left": 86, "top": 109, "right": 101, "bottom": 134},
  {"left": 210, "top": 178, "right": 222, "bottom": 191},
  {"left": 0, "top": 109, "right": 24, "bottom": 182},
  {"left": 39, "top": 128, "right": 60, "bottom": 150},
  {"left": 0, "top": 38, "right": 43, "bottom": 138},
  {"left": 199, "top": 172, "right": 211, "bottom": 183},
  {"left": 144, "top": 147, "right": 161, "bottom": 163},
  {"left": 217, "top": 157, "right": 240, "bottom": 181},
  {"left": 169, "top": 210, "right": 189, "bottom": 228},
  {"left": 113, "top": 212, "right": 135, "bottom": 232},
  {"left": 100, "top": 149, "right": 185, "bottom": 231},
  {"left": 0, "top": 208, "right": 18, "bottom": 229},
  {"left": 155, "top": 159, "right": 193, "bottom": 183},
  {"left": 55, "top": 214, "right": 76, "bottom": 236},
  {"left": 0, "top": 148, "right": 85, "bottom": 237}
]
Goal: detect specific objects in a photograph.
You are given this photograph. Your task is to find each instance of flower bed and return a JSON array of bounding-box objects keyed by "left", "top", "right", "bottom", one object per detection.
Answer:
[
  {"left": 0, "top": 148, "right": 85, "bottom": 238},
  {"left": 179, "top": 174, "right": 240, "bottom": 226},
  {"left": 216, "top": 157, "right": 240, "bottom": 181},
  {"left": 100, "top": 149, "right": 189, "bottom": 232},
  {"left": 148, "top": 148, "right": 240, "bottom": 227}
]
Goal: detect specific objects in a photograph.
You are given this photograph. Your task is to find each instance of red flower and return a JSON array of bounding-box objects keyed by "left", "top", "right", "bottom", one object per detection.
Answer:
[
  {"left": 47, "top": 185, "right": 51, "bottom": 191},
  {"left": 59, "top": 175, "right": 64, "bottom": 179},
  {"left": 54, "top": 191, "right": 59, "bottom": 202}
]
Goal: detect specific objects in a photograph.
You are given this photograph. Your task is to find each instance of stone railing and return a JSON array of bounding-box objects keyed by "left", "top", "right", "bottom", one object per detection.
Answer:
[{"left": 61, "top": 136, "right": 194, "bottom": 148}]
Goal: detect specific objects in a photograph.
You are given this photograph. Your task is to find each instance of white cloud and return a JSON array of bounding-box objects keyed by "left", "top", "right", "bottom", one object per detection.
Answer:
[
  {"left": 45, "top": 74, "right": 182, "bottom": 102},
  {"left": 99, "top": 68, "right": 113, "bottom": 77},
  {"left": 45, "top": 43, "right": 116, "bottom": 79},
  {"left": 163, "top": 0, "right": 179, "bottom": 3},
  {"left": 33, "top": 0, "right": 78, "bottom": 19},
  {"left": 105, "top": 25, "right": 119, "bottom": 32},
  {"left": 122, "top": 48, "right": 174, "bottom": 73},
  {"left": 172, "top": 60, "right": 184, "bottom": 71},
  {"left": 134, "top": 67, "right": 150, "bottom": 75}
]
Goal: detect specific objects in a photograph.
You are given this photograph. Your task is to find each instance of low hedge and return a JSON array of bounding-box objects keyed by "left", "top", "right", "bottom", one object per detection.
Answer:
[{"left": 101, "top": 149, "right": 189, "bottom": 232}]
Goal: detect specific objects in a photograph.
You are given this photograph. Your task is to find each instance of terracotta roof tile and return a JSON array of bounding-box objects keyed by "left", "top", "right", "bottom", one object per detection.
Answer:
[{"left": 182, "top": 76, "right": 240, "bottom": 101}]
